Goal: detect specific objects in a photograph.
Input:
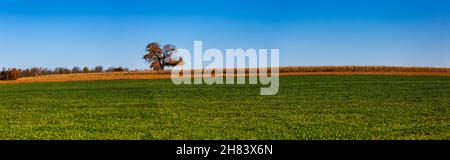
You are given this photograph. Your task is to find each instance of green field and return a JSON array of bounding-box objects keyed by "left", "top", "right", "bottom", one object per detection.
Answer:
[{"left": 0, "top": 75, "right": 449, "bottom": 140}]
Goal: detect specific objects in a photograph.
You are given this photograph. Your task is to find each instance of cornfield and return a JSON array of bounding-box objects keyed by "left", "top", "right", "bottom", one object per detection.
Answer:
[
  {"left": 278, "top": 66, "right": 450, "bottom": 73},
  {"left": 158, "top": 66, "right": 450, "bottom": 74}
]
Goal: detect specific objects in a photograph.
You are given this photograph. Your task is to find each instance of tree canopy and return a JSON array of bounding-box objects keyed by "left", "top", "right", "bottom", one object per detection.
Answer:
[{"left": 143, "top": 42, "right": 183, "bottom": 70}]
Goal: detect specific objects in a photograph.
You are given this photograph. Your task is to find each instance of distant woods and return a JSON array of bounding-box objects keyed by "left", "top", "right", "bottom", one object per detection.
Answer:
[
  {"left": 0, "top": 68, "right": 21, "bottom": 80},
  {"left": 0, "top": 66, "right": 130, "bottom": 80}
]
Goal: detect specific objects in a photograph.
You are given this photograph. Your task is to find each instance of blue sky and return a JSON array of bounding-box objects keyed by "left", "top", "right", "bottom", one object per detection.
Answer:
[{"left": 1, "top": 0, "right": 450, "bottom": 69}]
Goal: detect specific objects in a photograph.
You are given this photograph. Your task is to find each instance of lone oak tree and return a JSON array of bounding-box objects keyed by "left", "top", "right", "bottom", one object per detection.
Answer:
[{"left": 143, "top": 42, "right": 184, "bottom": 70}]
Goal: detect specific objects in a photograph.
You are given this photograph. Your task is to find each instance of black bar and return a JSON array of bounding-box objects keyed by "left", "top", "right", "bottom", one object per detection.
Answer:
[{"left": 0, "top": 140, "right": 447, "bottom": 159}]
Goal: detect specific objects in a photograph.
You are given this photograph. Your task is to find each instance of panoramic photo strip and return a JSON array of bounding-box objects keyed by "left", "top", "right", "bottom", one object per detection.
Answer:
[{"left": 0, "top": 0, "right": 449, "bottom": 159}]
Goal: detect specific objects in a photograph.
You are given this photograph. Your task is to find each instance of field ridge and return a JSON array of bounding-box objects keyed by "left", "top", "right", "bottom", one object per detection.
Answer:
[{"left": 1, "top": 66, "right": 450, "bottom": 84}]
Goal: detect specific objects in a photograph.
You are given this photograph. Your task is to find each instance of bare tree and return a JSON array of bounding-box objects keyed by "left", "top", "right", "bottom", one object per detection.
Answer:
[
  {"left": 30, "top": 67, "right": 41, "bottom": 76},
  {"left": 54, "top": 67, "right": 69, "bottom": 74},
  {"left": 94, "top": 66, "right": 104, "bottom": 72},
  {"left": 72, "top": 66, "right": 81, "bottom": 73}
]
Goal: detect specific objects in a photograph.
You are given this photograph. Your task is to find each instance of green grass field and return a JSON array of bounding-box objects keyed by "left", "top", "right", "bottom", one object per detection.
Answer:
[{"left": 0, "top": 75, "right": 449, "bottom": 140}]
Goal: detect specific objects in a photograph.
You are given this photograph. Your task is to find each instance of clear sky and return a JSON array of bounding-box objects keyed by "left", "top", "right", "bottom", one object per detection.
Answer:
[{"left": 1, "top": 0, "right": 449, "bottom": 69}]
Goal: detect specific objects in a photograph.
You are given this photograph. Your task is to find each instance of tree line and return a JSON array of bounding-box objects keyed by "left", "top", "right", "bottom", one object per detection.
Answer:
[
  {"left": 0, "top": 66, "right": 130, "bottom": 80},
  {"left": 2, "top": 42, "right": 183, "bottom": 80}
]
